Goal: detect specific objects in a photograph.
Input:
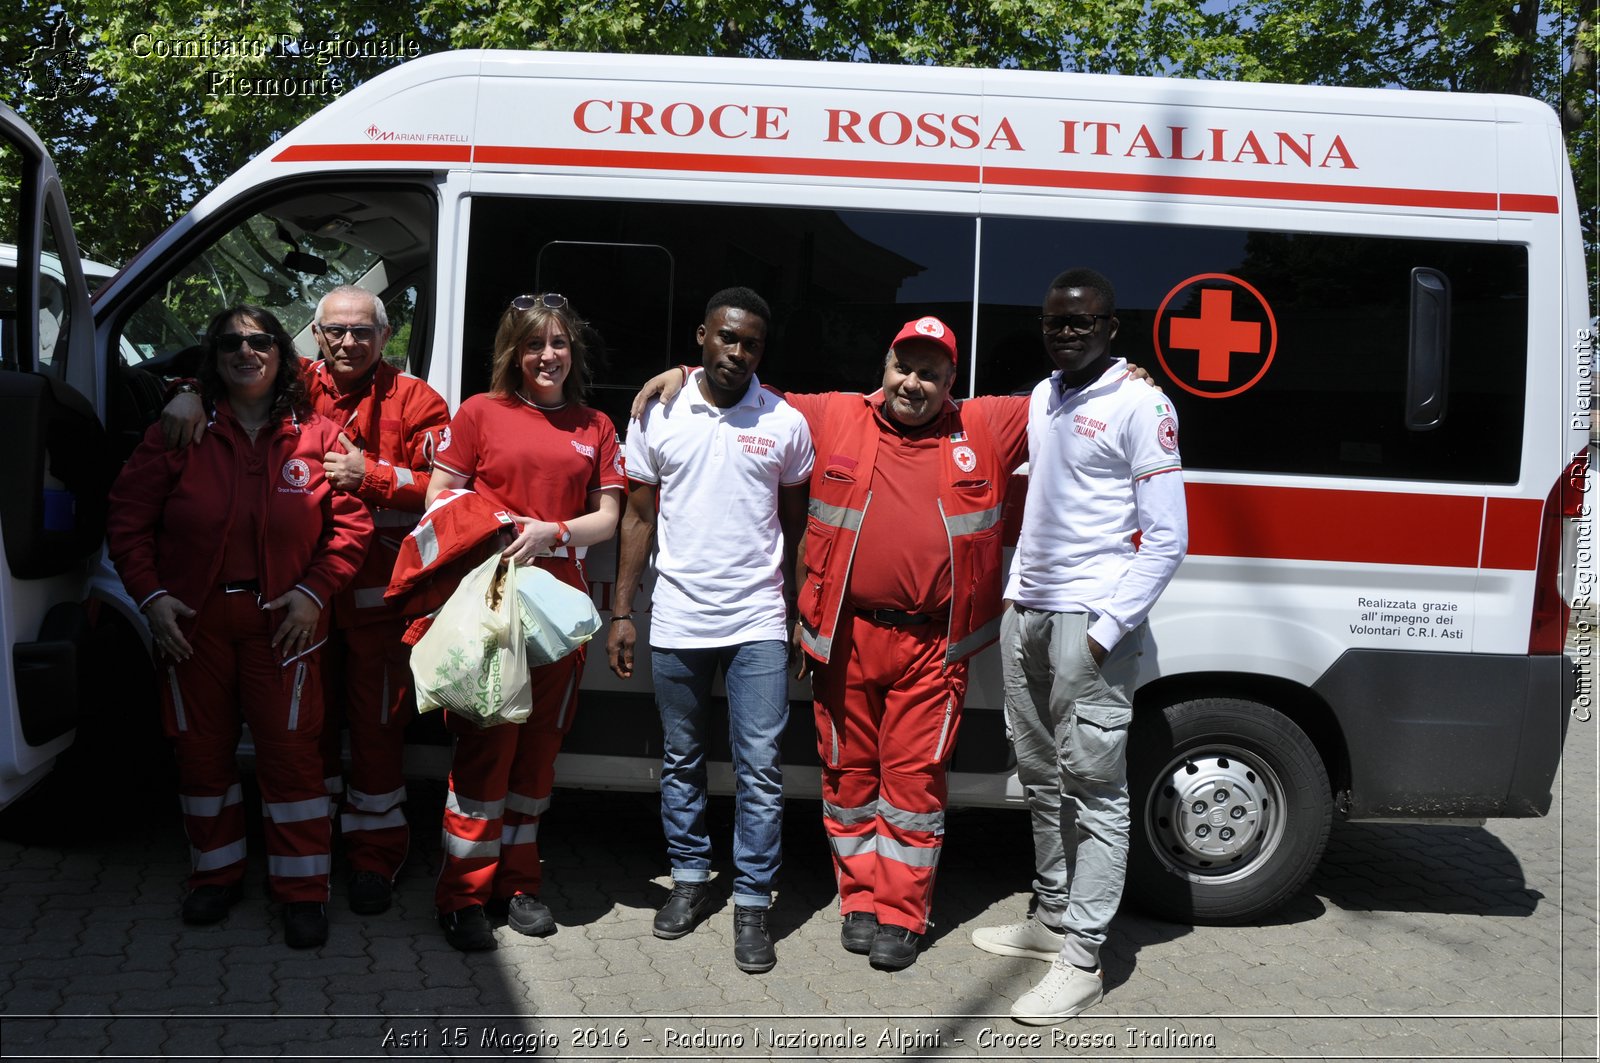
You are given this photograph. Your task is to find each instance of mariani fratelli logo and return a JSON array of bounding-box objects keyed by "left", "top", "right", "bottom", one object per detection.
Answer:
[{"left": 364, "top": 123, "right": 469, "bottom": 144}]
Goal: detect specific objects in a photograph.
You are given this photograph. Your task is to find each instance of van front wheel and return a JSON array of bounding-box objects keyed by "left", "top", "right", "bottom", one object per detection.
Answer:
[{"left": 1126, "top": 698, "right": 1331, "bottom": 925}]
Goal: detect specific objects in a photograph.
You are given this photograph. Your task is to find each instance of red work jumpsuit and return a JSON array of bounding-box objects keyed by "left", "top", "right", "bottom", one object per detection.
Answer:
[
  {"left": 306, "top": 358, "right": 450, "bottom": 881},
  {"left": 790, "top": 391, "right": 1025, "bottom": 933},
  {"left": 108, "top": 405, "right": 372, "bottom": 902}
]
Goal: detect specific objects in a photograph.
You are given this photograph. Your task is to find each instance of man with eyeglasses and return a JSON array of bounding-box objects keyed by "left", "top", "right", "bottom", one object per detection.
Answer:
[
  {"left": 161, "top": 285, "right": 451, "bottom": 918},
  {"left": 971, "top": 268, "right": 1187, "bottom": 1027}
]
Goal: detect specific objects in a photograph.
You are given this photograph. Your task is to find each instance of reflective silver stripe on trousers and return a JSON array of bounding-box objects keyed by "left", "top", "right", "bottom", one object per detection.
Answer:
[
  {"left": 349, "top": 785, "right": 407, "bottom": 813},
  {"left": 167, "top": 667, "right": 187, "bottom": 732},
  {"left": 178, "top": 784, "right": 243, "bottom": 818},
  {"left": 268, "top": 853, "right": 331, "bottom": 878},
  {"left": 287, "top": 662, "right": 307, "bottom": 731},
  {"left": 441, "top": 830, "right": 499, "bottom": 860},
  {"left": 829, "top": 834, "right": 877, "bottom": 859},
  {"left": 265, "top": 796, "right": 332, "bottom": 823},
  {"left": 191, "top": 839, "right": 247, "bottom": 871},
  {"left": 342, "top": 808, "right": 408, "bottom": 833},
  {"left": 942, "top": 503, "right": 1002, "bottom": 538},
  {"left": 501, "top": 822, "right": 540, "bottom": 846},
  {"left": 808, "top": 498, "right": 866, "bottom": 531},
  {"left": 822, "top": 799, "right": 876, "bottom": 825},
  {"left": 446, "top": 791, "right": 505, "bottom": 820},
  {"left": 554, "top": 668, "right": 578, "bottom": 730},
  {"left": 877, "top": 799, "right": 945, "bottom": 834},
  {"left": 878, "top": 834, "right": 942, "bottom": 868},
  {"left": 505, "top": 791, "right": 551, "bottom": 817},
  {"left": 932, "top": 693, "right": 955, "bottom": 762}
]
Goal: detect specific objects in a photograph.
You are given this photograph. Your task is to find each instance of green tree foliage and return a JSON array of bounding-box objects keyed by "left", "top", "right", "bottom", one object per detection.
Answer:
[{"left": 1, "top": 0, "right": 1592, "bottom": 294}]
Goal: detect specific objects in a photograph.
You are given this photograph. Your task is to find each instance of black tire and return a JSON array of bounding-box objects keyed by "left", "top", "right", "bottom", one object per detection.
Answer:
[{"left": 1126, "top": 697, "right": 1331, "bottom": 925}]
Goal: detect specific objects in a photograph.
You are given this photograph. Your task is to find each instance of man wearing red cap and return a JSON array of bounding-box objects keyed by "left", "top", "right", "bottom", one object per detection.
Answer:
[{"left": 635, "top": 315, "right": 1028, "bottom": 969}]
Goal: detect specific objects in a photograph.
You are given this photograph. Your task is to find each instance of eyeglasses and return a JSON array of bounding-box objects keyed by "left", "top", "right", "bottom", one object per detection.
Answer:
[
  {"left": 510, "top": 293, "right": 568, "bottom": 311},
  {"left": 215, "top": 332, "right": 276, "bottom": 352},
  {"left": 314, "top": 324, "right": 377, "bottom": 343},
  {"left": 1039, "top": 313, "right": 1113, "bottom": 334}
]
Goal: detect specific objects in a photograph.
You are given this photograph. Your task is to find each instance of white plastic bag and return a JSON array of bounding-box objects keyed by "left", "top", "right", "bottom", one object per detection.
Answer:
[
  {"left": 410, "top": 553, "right": 533, "bottom": 726},
  {"left": 515, "top": 565, "right": 603, "bottom": 666}
]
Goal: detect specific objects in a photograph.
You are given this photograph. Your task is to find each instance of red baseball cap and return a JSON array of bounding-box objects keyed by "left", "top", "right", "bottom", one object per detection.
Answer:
[{"left": 891, "top": 315, "right": 958, "bottom": 366}]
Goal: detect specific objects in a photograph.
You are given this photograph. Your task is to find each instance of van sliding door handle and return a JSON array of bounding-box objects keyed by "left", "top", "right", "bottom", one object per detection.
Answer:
[{"left": 1406, "top": 267, "right": 1451, "bottom": 430}]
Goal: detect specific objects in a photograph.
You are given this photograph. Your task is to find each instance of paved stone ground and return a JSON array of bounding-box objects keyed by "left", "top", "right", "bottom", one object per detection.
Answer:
[{"left": 0, "top": 620, "right": 1594, "bottom": 1062}]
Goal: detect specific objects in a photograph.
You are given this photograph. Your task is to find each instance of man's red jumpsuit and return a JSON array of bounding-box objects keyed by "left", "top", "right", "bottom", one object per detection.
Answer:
[
  {"left": 108, "top": 406, "right": 372, "bottom": 902},
  {"left": 305, "top": 358, "right": 450, "bottom": 882},
  {"left": 788, "top": 391, "right": 1028, "bottom": 934}
]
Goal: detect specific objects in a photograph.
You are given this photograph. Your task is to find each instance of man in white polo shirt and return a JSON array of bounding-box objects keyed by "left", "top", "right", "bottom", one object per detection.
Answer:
[
  {"left": 607, "top": 287, "right": 813, "bottom": 974},
  {"left": 971, "top": 268, "right": 1187, "bottom": 1025}
]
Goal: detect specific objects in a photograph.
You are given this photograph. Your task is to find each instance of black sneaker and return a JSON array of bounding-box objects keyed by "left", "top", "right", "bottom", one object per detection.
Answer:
[
  {"left": 493, "top": 893, "right": 556, "bottom": 937},
  {"left": 284, "top": 902, "right": 328, "bottom": 949},
  {"left": 181, "top": 883, "right": 243, "bottom": 925},
  {"left": 869, "top": 923, "right": 922, "bottom": 970},
  {"left": 732, "top": 905, "right": 776, "bottom": 973},
  {"left": 347, "top": 871, "right": 392, "bottom": 915},
  {"left": 652, "top": 881, "right": 711, "bottom": 940},
  {"left": 438, "top": 905, "right": 497, "bottom": 952},
  {"left": 841, "top": 911, "right": 879, "bottom": 955}
]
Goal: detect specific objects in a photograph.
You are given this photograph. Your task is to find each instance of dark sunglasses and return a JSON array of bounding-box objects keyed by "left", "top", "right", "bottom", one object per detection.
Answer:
[
  {"left": 314, "top": 324, "right": 377, "bottom": 343},
  {"left": 215, "top": 332, "right": 276, "bottom": 352},
  {"left": 510, "top": 292, "right": 568, "bottom": 311}
]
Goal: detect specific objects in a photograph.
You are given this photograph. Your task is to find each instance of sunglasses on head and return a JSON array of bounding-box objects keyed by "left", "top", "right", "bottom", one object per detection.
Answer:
[
  {"left": 215, "top": 332, "right": 276, "bottom": 352},
  {"left": 509, "top": 292, "right": 568, "bottom": 311}
]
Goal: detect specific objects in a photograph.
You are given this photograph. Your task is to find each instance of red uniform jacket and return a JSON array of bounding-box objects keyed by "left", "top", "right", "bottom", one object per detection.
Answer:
[
  {"left": 305, "top": 358, "right": 451, "bottom": 627},
  {"left": 796, "top": 392, "right": 1012, "bottom": 668},
  {"left": 107, "top": 407, "right": 373, "bottom": 644}
]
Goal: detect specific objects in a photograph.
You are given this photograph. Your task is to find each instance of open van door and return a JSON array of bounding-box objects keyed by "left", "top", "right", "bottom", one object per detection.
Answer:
[{"left": 0, "top": 103, "right": 117, "bottom": 808}]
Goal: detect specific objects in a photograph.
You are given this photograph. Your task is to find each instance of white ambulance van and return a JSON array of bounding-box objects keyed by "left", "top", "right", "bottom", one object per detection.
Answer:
[{"left": 1, "top": 50, "right": 1588, "bottom": 924}]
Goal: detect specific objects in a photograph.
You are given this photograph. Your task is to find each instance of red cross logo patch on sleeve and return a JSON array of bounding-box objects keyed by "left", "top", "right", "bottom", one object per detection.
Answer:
[{"left": 1158, "top": 417, "right": 1179, "bottom": 452}]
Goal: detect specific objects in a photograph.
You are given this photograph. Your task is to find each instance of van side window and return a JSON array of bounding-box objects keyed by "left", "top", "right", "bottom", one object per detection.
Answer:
[
  {"left": 976, "top": 219, "right": 1529, "bottom": 484},
  {"left": 464, "top": 196, "right": 977, "bottom": 430},
  {"left": 112, "top": 186, "right": 436, "bottom": 380}
]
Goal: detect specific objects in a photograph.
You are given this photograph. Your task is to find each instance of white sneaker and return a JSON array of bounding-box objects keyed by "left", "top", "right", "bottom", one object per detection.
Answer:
[
  {"left": 970, "top": 918, "right": 1067, "bottom": 961},
  {"left": 1010, "top": 959, "right": 1103, "bottom": 1025}
]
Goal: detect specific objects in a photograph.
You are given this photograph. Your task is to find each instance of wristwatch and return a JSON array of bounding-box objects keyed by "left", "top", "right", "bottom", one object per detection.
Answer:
[{"left": 555, "top": 521, "right": 572, "bottom": 546}]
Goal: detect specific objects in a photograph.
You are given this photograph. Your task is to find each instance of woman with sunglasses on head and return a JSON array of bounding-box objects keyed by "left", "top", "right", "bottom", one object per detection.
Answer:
[
  {"left": 425, "top": 293, "right": 625, "bottom": 951},
  {"left": 107, "top": 304, "right": 373, "bottom": 949}
]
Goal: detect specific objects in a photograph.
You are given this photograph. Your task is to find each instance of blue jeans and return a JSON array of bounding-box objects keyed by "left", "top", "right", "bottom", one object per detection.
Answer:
[{"left": 652, "top": 641, "right": 788, "bottom": 909}]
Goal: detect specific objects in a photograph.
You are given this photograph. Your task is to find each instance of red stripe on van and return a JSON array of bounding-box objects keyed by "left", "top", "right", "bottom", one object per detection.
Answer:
[
  {"left": 982, "top": 166, "right": 1500, "bottom": 212},
  {"left": 473, "top": 145, "right": 981, "bottom": 183},
  {"left": 269, "top": 143, "right": 1557, "bottom": 216},
  {"left": 1185, "top": 484, "right": 1536, "bottom": 570},
  {"left": 1499, "top": 193, "right": 1561, "bottom": 213},
  {"left": 1481, "top": 496, "right": 1545, "bottom": 569},
  {"left": 273, "top": 144, "right": 472, "bottom": 163}
]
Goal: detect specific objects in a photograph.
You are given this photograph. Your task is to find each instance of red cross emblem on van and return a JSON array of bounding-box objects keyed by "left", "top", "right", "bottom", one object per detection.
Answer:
[{"left": 1153, "top": 273, "right": 1278, "bottom": 399}]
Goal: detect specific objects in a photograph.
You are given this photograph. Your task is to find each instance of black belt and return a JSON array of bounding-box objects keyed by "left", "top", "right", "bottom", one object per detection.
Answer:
[
  {"left": 860, "top": 608, "right": 943, "bottom": 628},
  {"left": 222, "top": 579, "right": 261, "bottom": 593}
]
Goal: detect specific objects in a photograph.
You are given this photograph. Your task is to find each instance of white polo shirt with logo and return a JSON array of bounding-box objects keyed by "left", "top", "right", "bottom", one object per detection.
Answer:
[
  {"left": 1005, "top": 358, "right": 1188, "bottom": 651},
  {"left": 626, "top": 369, "right": 814, "bottom": 648}
]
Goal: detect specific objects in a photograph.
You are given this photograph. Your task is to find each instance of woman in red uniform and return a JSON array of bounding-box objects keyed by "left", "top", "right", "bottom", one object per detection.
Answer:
[
  {"left": 427, "top": 293, "right": 625, "bottom": 951},
  {"left": 108, "top": 305, "right": 372, "bottom": 948}
]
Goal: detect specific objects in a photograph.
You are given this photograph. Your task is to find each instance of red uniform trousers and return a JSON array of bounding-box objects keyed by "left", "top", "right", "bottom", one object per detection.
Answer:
[
  {"left": 321, "top": 617, "right": 415, "bottom": 880},
  {"left": 811, "top": 610, "right": 968, "bottom": 934},
  {"left": 435, "top": 557, "right": 585, "bottom": 914},
  {"left": 164, "top": 588, "right": 331, "bottom": 903}
]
